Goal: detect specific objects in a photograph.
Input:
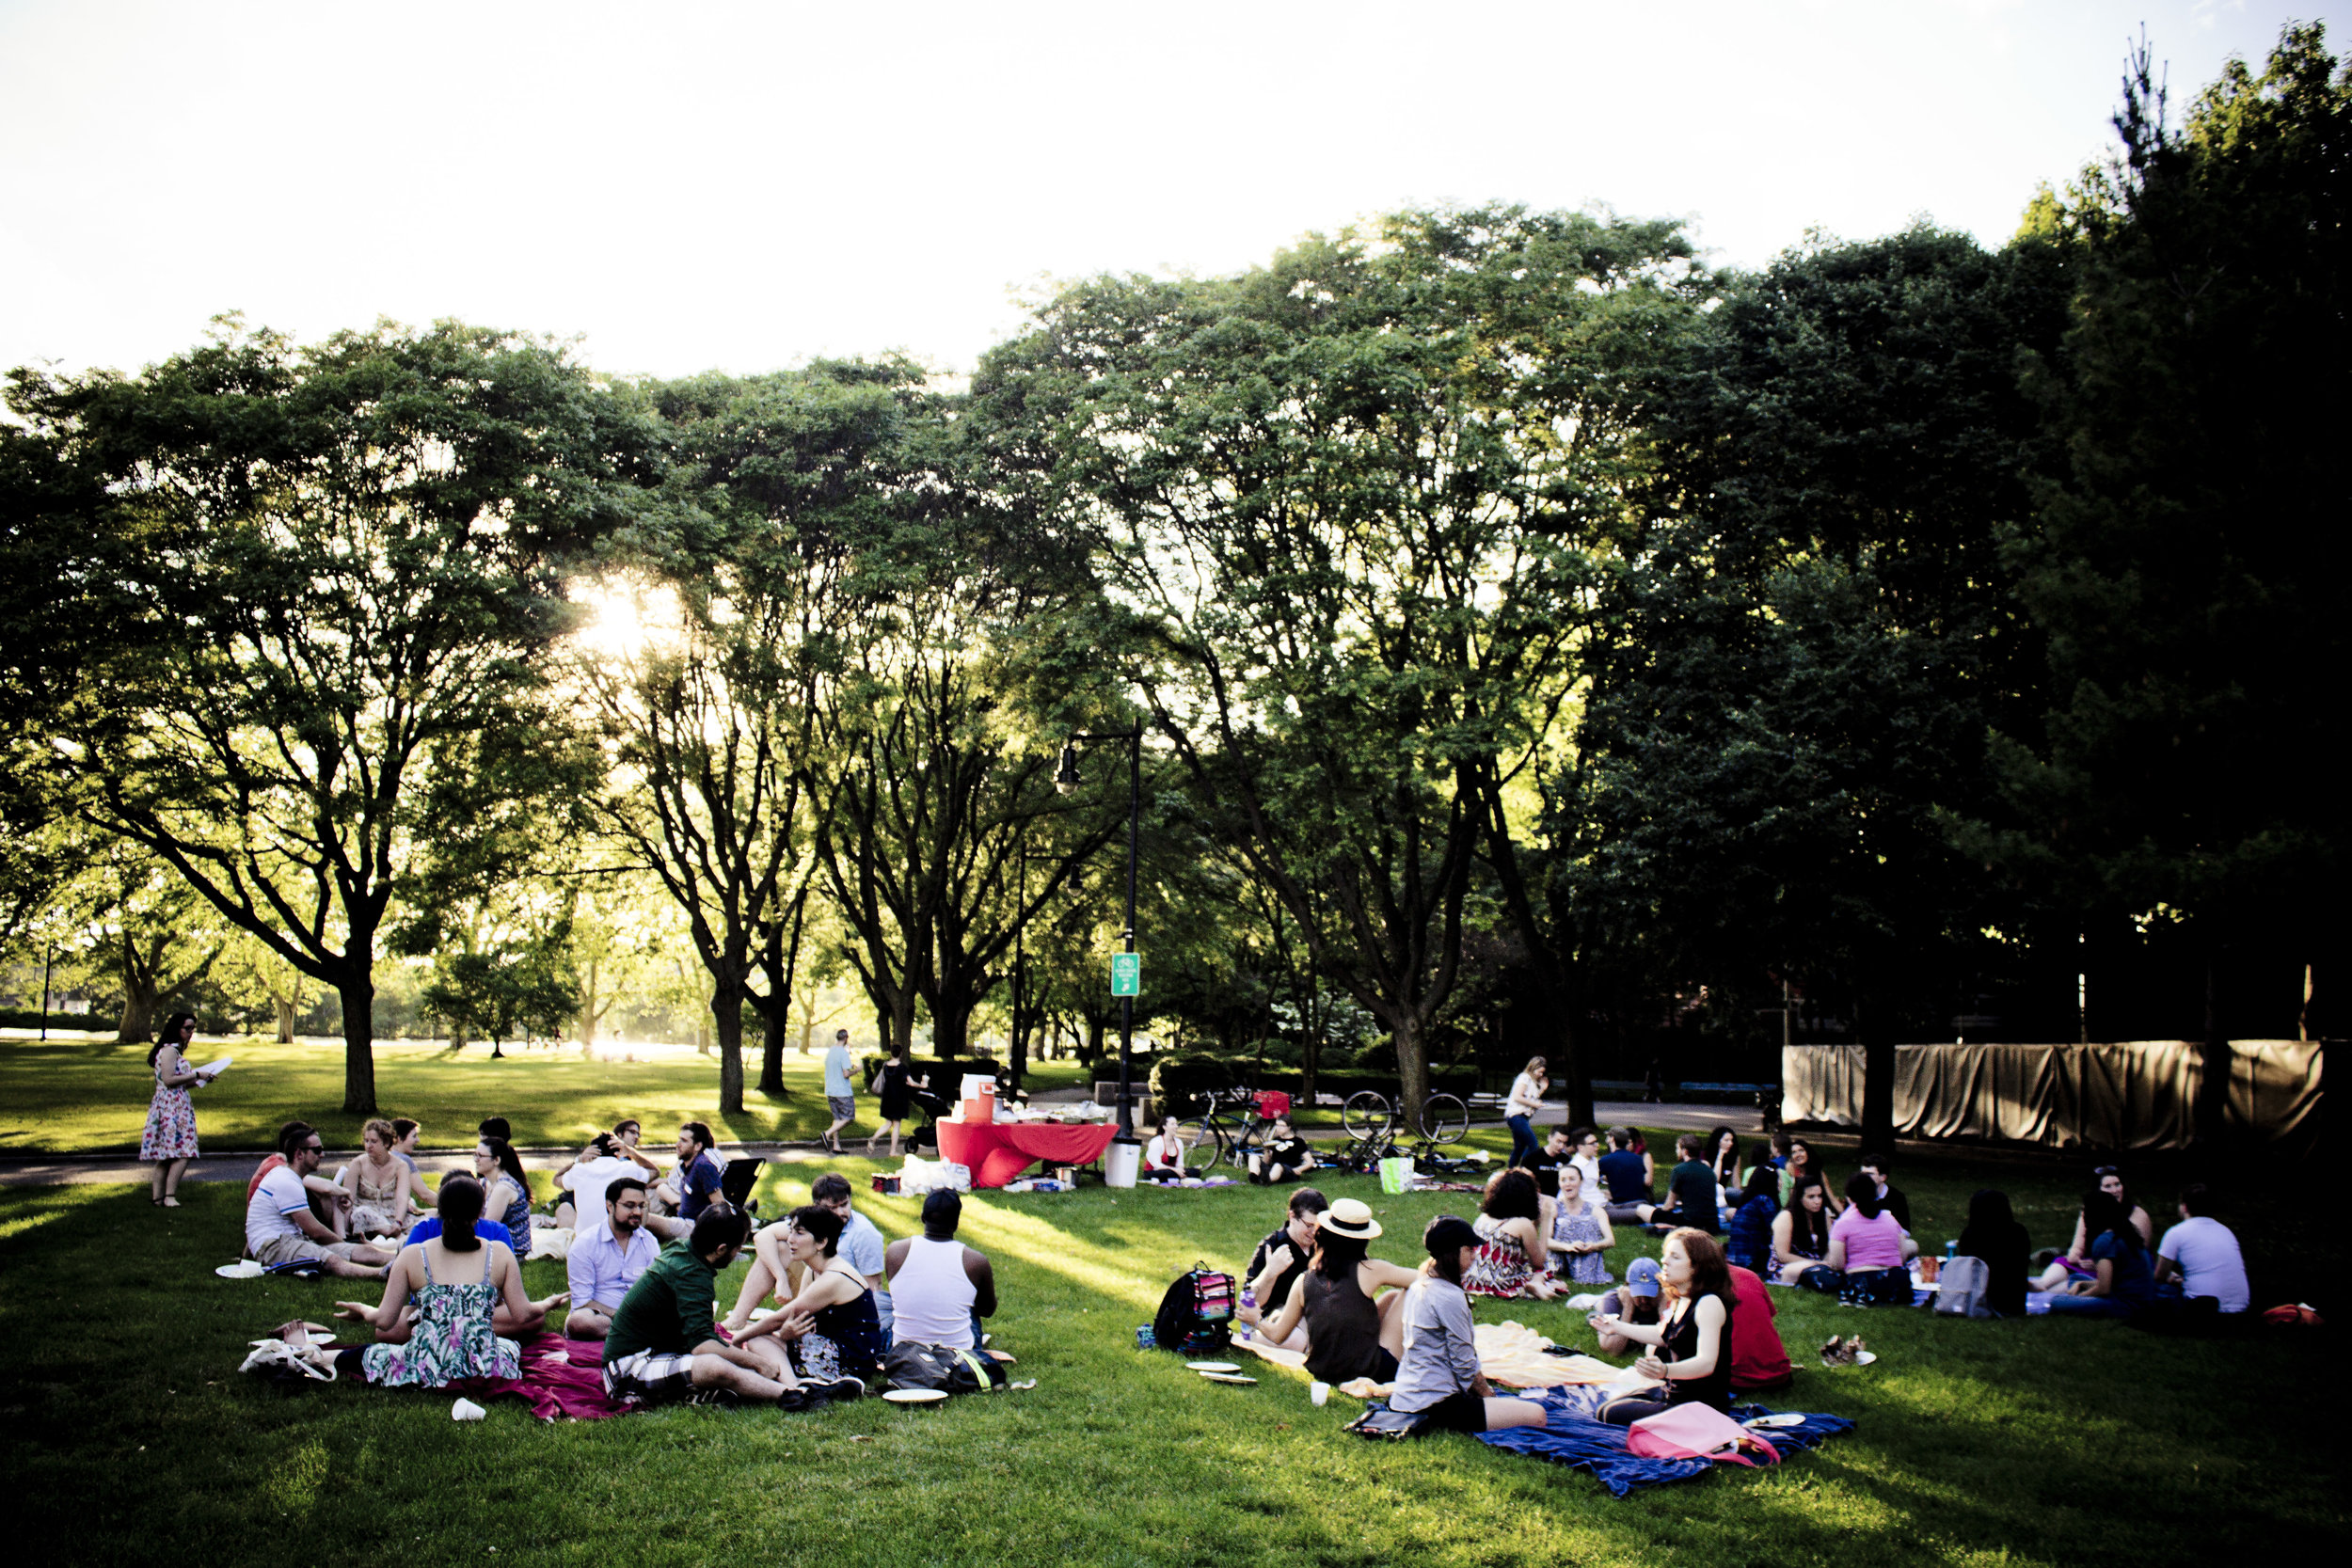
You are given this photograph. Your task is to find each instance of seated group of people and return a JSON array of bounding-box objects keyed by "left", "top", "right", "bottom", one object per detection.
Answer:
[
  {"left": 1233, "top": 1184, "right": 1796, "bottom": 1436},
  {"left": 244, "top": 1112, "right": 741, "bottom": 1270},
  {"left": 1141, "top": 1115, "right": 1318, "bottom": 1184},
  {"left": 278, "top": 1111, "right": 1002, "bottom": 1410}
]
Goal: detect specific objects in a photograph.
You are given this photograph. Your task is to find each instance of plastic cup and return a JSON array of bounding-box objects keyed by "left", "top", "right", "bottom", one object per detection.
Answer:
[
  {"left": 1311, "top": 1382, "right": 1330, "bottom": 1407},
  {"left": 451, "top": 1398, "right": 486, "bottom": 1422}
]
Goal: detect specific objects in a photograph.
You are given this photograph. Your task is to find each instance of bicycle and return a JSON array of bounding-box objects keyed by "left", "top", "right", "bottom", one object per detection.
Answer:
[
  {"left": 1178, "top": 1087, "right": 1279, "bottom": 1173},
  {"left": 1338, "top": 1089, "right": 1476, "bottom": 1176}
]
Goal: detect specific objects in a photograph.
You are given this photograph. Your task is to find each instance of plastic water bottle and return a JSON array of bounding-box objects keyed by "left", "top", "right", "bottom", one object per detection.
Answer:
[{"left": 1945, "top": 1239, "right": 1958, "bottom": 1260}]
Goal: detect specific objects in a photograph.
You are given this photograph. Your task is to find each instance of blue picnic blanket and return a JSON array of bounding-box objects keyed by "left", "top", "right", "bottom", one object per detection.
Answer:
[{"left": 1472, "top": 1394, "right": 1856, "bottom": 1497}]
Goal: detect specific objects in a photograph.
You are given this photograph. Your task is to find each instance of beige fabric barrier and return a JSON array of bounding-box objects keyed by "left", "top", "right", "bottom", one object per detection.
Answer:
[{"left": 1783, "top": 1040, "right": 2323, "bottom": 1155}]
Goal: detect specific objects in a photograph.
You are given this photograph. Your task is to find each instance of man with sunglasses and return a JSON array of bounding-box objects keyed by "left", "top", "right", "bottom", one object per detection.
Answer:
[{"left": 244, "top": 1123, "right": 396, "bottom": 1279}]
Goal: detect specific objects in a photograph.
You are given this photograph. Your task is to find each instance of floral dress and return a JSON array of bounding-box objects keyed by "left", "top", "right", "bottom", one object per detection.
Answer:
[
  {"left": 1551, "top": 1200, "right": 1612, "bottom": 1286},
  {"left": 139, "top": 1049, "right": 199, "bottom": 1161},
  {"left": 360, "top": 1246, "right": 522, "bottom": 1388}
]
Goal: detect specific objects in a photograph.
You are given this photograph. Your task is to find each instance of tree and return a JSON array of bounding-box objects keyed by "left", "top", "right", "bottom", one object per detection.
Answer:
[
  {"left": 583, "top": 363, "right": 909, "bottom": 1114},
  {"left": 8, "top": 319, "right": 653, "bottom": 1112},
  {"left": 1572, "top": 226, "right": 2069, "bottom": 1150},
  {"left": 1966, "top": 25, "right": 2352, "bottom": 1117},
  {"left": 977, "top": 205, "right": 1705, "bottom": 1120}
]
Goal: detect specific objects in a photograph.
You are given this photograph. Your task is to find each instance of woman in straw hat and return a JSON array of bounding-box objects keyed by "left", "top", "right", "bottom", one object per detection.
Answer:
[{"left": 1254, "top": 1198, "right": 1420, "bottom": 1386}]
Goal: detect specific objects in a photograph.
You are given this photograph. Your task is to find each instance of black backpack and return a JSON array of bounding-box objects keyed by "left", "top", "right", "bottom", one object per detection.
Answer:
[
  {"left": 1152, "top": 1262, "right": 1237, "bottom": 1355},
  {"left": 882, "top": 1340, "right": 1006, "bottom": 1396}
]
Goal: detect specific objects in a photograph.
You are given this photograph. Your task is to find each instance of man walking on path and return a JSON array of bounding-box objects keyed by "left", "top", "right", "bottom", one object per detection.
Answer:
[{"left": 823, "top": 1030, "right": 858, "bottom": 1154}]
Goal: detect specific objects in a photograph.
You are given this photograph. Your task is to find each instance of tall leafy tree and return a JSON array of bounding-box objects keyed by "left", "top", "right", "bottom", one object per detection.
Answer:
[
  {"left": 579, "top": 364, "right": 895, "bottom": 1114},
  {"left": 8, "top": 319, "right": 652, "bottom": 1112},
  {"left": 1966, "top": 26, "right": 2352, "bottom": 1110},
  {"left": 1572, "top": 225, "right": 2070, "bottom": 1149},
  {"left": 977, "top": 205, "right": 1704, "bottom": 1119}
]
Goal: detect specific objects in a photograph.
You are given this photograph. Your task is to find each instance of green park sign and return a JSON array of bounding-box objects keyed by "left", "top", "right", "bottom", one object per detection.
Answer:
[{"left": 1110, "top": 952, "right": 1141, "bottom": 997}]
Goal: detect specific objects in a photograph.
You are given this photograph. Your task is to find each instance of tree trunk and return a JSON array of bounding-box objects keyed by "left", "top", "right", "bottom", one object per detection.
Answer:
[
  {"left": 712, "top": 980, "right": 746, "bottom": 1116},
  {"left": 115, "top": 932, "right": 161, "bottom": 1043},
  {"left": 2196, "top": 946, "right": 2232, "bottom": 1147},
  {"left": 930, "top": 986, "right": 974, "bottom": 1064},
  {"left": 578, "top": 957, "right": 601, "bottom": 1050},
  {"left": 1394, "top": 1012, "right": 1431, "bottom": 1126},
  {"left": 756, "top": 899, "right": 803, "bottom": 1099},
  {"left": 274, "top": 993, "right": 295, "bottom": 1044},
  {"left": 1859, "top": 1001, "right": 1896, "bottom": 1157},
  {"left": 339, "top": 968, "right": 378, "bottom": 1117}
]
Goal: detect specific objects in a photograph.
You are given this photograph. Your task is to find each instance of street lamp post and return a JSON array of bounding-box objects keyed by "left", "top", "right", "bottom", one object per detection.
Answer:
[{"left": 1057, "top": 727, "right": 1143, "bottom": 1140}]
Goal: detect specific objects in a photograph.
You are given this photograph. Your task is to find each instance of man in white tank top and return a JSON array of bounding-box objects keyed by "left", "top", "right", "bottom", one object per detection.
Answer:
[{"left": 885, "top": 1190, "right": 996, "bottom": 1350}]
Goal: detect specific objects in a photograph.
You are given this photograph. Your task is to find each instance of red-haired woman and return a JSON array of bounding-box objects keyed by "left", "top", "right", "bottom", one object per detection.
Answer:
[{"left": 1594, "top": 1227, "right": 1737, "bottom": 1424}]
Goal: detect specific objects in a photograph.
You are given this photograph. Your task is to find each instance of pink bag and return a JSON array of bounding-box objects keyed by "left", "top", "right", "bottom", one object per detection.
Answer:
[{"left": 1626, "top": 1403, "right": 1780, "bottom": 1466}]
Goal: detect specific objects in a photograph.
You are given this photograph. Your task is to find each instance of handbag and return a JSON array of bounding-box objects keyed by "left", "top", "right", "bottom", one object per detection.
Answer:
[
  {"left": 1378, "top": 1156, "right": 1416, "bottom": 1195},
  {"left": 1626, "top": 1403, "right": 1779, "bottom": 1465},
  {"left": 1343, "top": 1402, "right": 1432, "bottom": 1440}
]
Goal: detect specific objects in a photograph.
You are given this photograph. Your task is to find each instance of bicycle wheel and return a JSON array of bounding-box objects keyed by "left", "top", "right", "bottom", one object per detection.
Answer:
[
  {"left": 1419, "top": 1093, "right": 1469, "bottom": 1145},
  {"left": 1342, "top": 1091, "right": 1391, "bottom": 1142},
  {"left": 1177, "top": 1117, "right": 1222, "bottom": 1174}
]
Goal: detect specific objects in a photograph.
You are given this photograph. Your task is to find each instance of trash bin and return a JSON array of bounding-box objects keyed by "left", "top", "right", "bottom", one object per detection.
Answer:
[{"left": 1104, "top": 1135, "right": 1142, "bottom": 1189}]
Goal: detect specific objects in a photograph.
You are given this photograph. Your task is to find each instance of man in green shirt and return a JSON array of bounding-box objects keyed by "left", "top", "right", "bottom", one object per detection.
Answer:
[{"left": 603, "top": 1206, "right": 804, "bottom": 1405}]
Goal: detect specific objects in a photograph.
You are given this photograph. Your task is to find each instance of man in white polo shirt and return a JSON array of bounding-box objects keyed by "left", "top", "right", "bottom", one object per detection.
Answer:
[
  {"left": 2154, "top": 1183, "right": 2251, "bottom": 1313},
  {"left": 245, "top": 1123, "right": 394, "bottom": 1279}
]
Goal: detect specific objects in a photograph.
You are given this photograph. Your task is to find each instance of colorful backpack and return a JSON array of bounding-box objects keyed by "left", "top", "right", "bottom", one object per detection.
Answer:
[{"left": 1152, "top": 1262, "right": 1237, "bottom": 1355}]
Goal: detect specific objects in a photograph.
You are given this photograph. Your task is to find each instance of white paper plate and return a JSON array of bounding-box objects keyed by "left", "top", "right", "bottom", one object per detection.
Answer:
[
  {"left": 215, "top": 1259, "right": 264, "bottom": 1278},
  {"left": 1198, "top": 1370, "right": 1257, "bottom": 1385},
  {"left": 1184, "top": 1361, "right": 1241, "bottom": 1373},
  {"left": 1853, "top": 1350, "right": 1879, "bottom": 1365},
  {"left": 881, "top": 1387, "right": 949, "bottom": 1404},
  {"left": 1744, "top": 1412, "right": 1806, "bottom": 1429}
]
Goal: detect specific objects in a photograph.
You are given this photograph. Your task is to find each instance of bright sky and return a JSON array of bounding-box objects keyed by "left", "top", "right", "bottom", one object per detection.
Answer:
[{"left": 1, "top": 0, "right": 2339, "bottom": 383}]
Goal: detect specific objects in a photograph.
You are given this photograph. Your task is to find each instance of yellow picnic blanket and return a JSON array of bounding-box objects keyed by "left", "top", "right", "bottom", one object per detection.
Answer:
[{"left": 1233, "top": 1319, "right": 1629, "bottom": 1394}]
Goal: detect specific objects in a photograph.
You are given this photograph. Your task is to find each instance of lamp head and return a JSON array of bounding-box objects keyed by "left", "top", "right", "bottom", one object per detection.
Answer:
[{"left": 1055, "top": 741, "right": 1082, "bottom": 795}]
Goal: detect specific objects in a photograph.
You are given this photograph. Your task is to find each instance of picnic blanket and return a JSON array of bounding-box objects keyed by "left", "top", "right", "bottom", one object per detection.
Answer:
[
  {"left": 1763, "top": 1275, "right": 2058, "bottom": 1314},
  {"left": 1474, "top": 1394, "right": 1856, "bottom": 1497},
  {"left": 1233, "top": 1320, "right": 1624, "bottom": 1390},
  {"left": 448, "top": 1334, "right": 637, "bottom": 1421}
]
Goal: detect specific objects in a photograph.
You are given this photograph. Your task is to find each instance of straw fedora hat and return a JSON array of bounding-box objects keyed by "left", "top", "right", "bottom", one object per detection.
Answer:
[{"left": 1317, "top": 1197, "right": 1381, "bottom": 1239}]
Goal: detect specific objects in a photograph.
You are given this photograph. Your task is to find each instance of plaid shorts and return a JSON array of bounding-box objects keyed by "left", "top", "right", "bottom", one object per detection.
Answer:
[
  {"left": 827, "top": 1096, "right": 856, "bottom": 1121},
  {"left": 603, "top": 1349, "right": 697, "bottom": 1402}
]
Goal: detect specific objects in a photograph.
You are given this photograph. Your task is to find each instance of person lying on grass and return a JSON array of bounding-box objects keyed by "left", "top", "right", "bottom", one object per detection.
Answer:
[
  {"left": 727, "top": 1205, "right": 883, "bottom": 1396},
  {"left": 1250, "top": 1198, "right": 1418, "bottom": 1386},
  {"left": 602, "top": 1204, "right": 819, "bottom": 1406},
  {"left": 327, "top": 1175, "right": 563, "bottom": 1387},
  {"left": 1389, "top": 1214, "right": 1549, "bottom": 1434},
  {"left": 1594, "top": 1227, "right": 1736, "bottom": 1425}
]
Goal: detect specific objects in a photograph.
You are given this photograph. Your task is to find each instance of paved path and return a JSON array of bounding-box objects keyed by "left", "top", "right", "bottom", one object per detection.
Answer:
[{"left": 0, "top": 1099, "right": 1762, "bottom": 1186}]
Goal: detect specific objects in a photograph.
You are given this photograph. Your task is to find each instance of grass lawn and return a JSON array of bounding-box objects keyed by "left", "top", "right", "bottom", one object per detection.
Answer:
[
  {"left": 0, "top": 1034, "right": 1095, "bottom": 1155},
  {"left": 1, "top": 1132, "right": 2339, "bottom": 1567}
]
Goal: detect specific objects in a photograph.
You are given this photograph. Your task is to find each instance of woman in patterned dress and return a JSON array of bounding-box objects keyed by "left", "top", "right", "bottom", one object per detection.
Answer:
[
  {"left": 331, "top": 1176, "right": 559, "bottom": 1387},
  {"left": 1461, "top": 1167, "right": 1561, "bottom": 1300},
  {"left": 141, "top": 1012, "right": 212, "bottom": 1208}
]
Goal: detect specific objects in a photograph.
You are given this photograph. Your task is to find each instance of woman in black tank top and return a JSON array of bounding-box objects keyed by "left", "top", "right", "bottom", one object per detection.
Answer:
[
  {"left": 1255, "top": 1201, "right": 1419, "bottom": 1384},
  {"left": 1597, "top": 1227, "right": 1736, "bottom": 1424}
]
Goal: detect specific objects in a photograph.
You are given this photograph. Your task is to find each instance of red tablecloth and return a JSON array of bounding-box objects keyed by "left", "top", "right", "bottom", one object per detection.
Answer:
[{"left": 934, "top": 1118, "right": 1121, "bottom": 1189}]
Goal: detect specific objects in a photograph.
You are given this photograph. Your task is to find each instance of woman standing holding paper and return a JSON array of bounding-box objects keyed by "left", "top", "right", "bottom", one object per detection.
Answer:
[{"left": 142, "top": 1012, "right": 217, "bottom": 1208}]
